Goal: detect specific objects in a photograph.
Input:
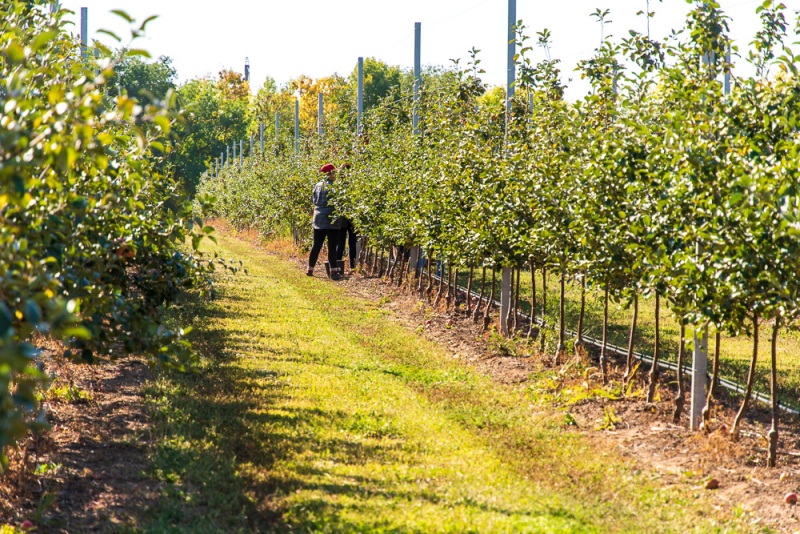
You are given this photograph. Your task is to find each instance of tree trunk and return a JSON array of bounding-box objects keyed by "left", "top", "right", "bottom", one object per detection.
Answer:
[
  {"left": 417, "top": 250, "right": 429, "bottom": 295},
  {"left": 702, "top": 330, "right": 721, "bottom": 426},
  {"left": 443, "top": 262, "right": 452, "bottom": 308},
  {"left": 453, "top": 268, "right": 460, "bottom": 311},
  {"left": 513, "top": 267, "right": 521, "bottom": 333},
  {"left": 445, "top": 265, "right": 456, "bottom": 311},
  {"left": 527, "top": 259, "right": 537, "bottom": 339},
  {"left": 575, "top": 274, "right": 586, "bottom": 350},
  {"left": 504, "top": 268, "right": 515, "bottom": 335},
  {"left": 713, "top": 330, "right": 721, "bottom": 391},
  {"left": 473, "top": 266, "right": 487, "bottom": 322},
  {"left": 540, "top": 266, "right": 547, "bottom": 353},
  {"left": 396, "top": 250, "right": 407, "bottom": 287},
  {"left": 646, "top": 292, "right": 660, "bottom": 403},
  {"left": 557, "top": 265, "right": 566, "bottom": 361},
  {"left": 386, "top": 245, "right": 396, "bottom": 279},
  {"left": 424, "top": 250, "right": 434, "bottom": 296},
  {"left": 381, "top": 246, "right": 390, "bottom": 278},
  {"left": 599, "top": 284, "right": 609, "bottom": 385},
  {"left": 465, "top": 265, "right": 474, "bottom": 316},
  {"left": 483, "top": 268, "right": 496, "bottom": 331},
  {"left": 433, "top": 259, "right": 445, "bottom": 307},
  {"left": 672, "top": 322, "right": 686, "bottom": 424},
  {"left": 768, "top": 317, "right": 780, "bottom": 468},
  {"left": 375, "top": 246, "right": 385, "bottom": 277},
  {"left": 358, "top": 238, "right": 368, "bottom": 269},
  {"left": 623, "top": 292, "right": 639, "bottom": 387},
  {"left": 731, "top": 314, "right": 759, "bottom": 441}
]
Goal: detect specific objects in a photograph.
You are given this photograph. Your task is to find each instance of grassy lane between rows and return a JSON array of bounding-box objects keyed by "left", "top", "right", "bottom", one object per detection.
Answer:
[{"left": 140, "top": 231, "right": 747, "bottom": 532}]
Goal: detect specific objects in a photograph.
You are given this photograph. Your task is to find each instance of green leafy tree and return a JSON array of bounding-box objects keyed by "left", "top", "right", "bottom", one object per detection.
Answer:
[
  {"left": 0, "top": 1, "right": 223, "bottom": 463},
  {"left": 172, "top": 71, "right": 249, "bottom": 194},
  {"left": 107, "top": 52, "right": 177, "bottom": 105}
]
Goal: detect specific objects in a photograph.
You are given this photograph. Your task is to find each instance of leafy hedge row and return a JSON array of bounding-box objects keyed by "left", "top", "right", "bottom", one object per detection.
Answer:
[
  {"left": 1, "top": 2, "right": 221, "bottom": 463},
  {"left": 199, "top": 2, "right": 800, "bottom": 463}
]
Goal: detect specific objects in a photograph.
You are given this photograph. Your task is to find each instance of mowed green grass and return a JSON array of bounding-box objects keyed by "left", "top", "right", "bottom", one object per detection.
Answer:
[{"left": 141, "top": 233, "right": 746, "bottom": 533}]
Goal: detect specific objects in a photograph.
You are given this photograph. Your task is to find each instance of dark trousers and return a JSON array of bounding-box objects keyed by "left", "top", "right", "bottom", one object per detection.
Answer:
[
  {"left": 336, "top": 221, "right": 358, "bottom": 268},
  {"left": 309, "top": 228, "right": 339, "bottom": 269}
]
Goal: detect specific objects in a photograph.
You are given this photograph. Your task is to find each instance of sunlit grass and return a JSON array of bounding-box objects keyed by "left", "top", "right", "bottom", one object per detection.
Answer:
[{"left": 141, "top": 233, "right": 747, "bottom": 532}]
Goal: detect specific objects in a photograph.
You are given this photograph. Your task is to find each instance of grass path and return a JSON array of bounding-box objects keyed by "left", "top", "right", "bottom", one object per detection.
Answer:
[{"left": 141, "top": 232, "right": 741, "bottom": 532}]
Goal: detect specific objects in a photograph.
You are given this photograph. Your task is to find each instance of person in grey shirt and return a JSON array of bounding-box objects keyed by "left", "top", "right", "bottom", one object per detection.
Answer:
[{"left": 307, "top": 163, "right": 343, "bottom": 279}]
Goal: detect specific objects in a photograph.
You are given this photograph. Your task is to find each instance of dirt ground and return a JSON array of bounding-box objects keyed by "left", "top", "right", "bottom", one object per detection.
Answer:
[
  {"left": 3, "top": 225, "right": 800, "bottom": 533},
  {"left": 0, "top": 347, "right": 159, "bottom": 532}
]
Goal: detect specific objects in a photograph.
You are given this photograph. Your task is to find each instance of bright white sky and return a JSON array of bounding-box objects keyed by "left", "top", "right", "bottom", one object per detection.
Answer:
[{"left": 59, "top": 0, "right": 798, "bottom": 99}]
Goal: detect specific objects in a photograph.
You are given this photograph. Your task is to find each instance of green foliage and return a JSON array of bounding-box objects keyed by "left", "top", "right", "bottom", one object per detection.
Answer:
[
  {"left": 107, "top": 53, "right": 177, "bottom": 105},
  {"left": 173, "top": 72, "right": 250, "bottom": 194},
  {"left": 349, "top": 57, "right": 403, "bottom": 112},
  {"left": 0, "top": 1, "right": 222, "bottom": 463},
  {"left": 45, "top": 384, "right": 93, "bottom": 404},
  {"left": 202, "top": 1, "right": 800, "bottom": 349}
]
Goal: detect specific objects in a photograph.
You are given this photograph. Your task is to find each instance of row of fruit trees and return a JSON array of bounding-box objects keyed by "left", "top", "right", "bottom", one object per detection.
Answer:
[
  {"left": 199, "top": 1, "right": 800, "bottom": 467},
  {"left": 0, "top": 1, "right": 225, "bottom": 465}
]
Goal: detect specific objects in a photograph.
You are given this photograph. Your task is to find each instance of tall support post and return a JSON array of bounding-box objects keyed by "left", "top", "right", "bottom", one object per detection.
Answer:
[
  {"left": 220, "top": 151, "right": 224, "bottom": 169},
  {"left": 259, "top": 122, "right": 265, "bottom": 153},
  {"left": 294, "top": 99, "right": 300, "bottom": 154},
  {"left": 80, "top": 7, "right": 88, "bottom": 58},
  {"left": 318, "top": 93, "right": 324, "bottom": 136},
  {"left": 407, "top": 23, "right": 423, "bottom": 273},
  {"left": 249, "top": 135, "right": 254, "bottom": 162},
  {"left": 226, "top": 146, "right": 230, "bottom": 166},
  {"left": 505, "top": 0, "right": 516, "bottom": 131},
  {"left": 239, "top": 139, "right": 244, "bottom": 165},
  {"left": 692, "top": 50, "right": 714, "bottom": 429},
  {"left": 500, "top": 0, "right": 516, "bottom": 336},
  {"left": 357, "top": 57, "right": 364, "bottom": 135},
  {"left": 724, "top": 46, "right": 731, "bottom": 95},
  {"left": 275, "top": 112, "right": 280, "bottom": 149},
  {"left": 691, "top": 324, "right": 709, "bottom": 430},
  {"left": 528, "top": 92, "right": 534, "bottom": 127},
  {"left": 413, "top": 22, "right": 421, "bottom": 136},
  {"left": 232, "top": 142, "right": 236, "bottom": 164}
]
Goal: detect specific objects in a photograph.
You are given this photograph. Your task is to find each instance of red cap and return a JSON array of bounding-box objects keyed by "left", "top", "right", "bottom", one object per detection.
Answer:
[{"left": 320, "top": 163, "right": 336, "bottom": 173}]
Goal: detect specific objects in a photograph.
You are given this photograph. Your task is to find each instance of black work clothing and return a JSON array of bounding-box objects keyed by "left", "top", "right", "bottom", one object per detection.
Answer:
[
  {"left": 336, "top": 218, "right": 358, "bottom": 269},
  {"left": 308, "top": 228, "right": 339, "bottom": 269}
]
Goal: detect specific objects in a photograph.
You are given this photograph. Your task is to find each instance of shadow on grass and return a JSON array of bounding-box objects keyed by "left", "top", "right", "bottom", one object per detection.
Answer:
[{"left": 141, "top": 290, "right": 578, "bottom": 533}]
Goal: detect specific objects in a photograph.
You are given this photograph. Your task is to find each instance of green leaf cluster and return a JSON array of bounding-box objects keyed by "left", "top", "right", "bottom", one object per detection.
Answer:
[
  {"left": 0, "top": 1, "right": 222, "bottom": 463},
  {"left": 203, "top": 2, "right": 800, "bottom": 338}
]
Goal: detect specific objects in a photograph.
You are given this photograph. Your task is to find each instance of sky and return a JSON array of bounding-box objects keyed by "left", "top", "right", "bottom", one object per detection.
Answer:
[{"left": 58, "top": 0, "right": 799, "bottom": 99}]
